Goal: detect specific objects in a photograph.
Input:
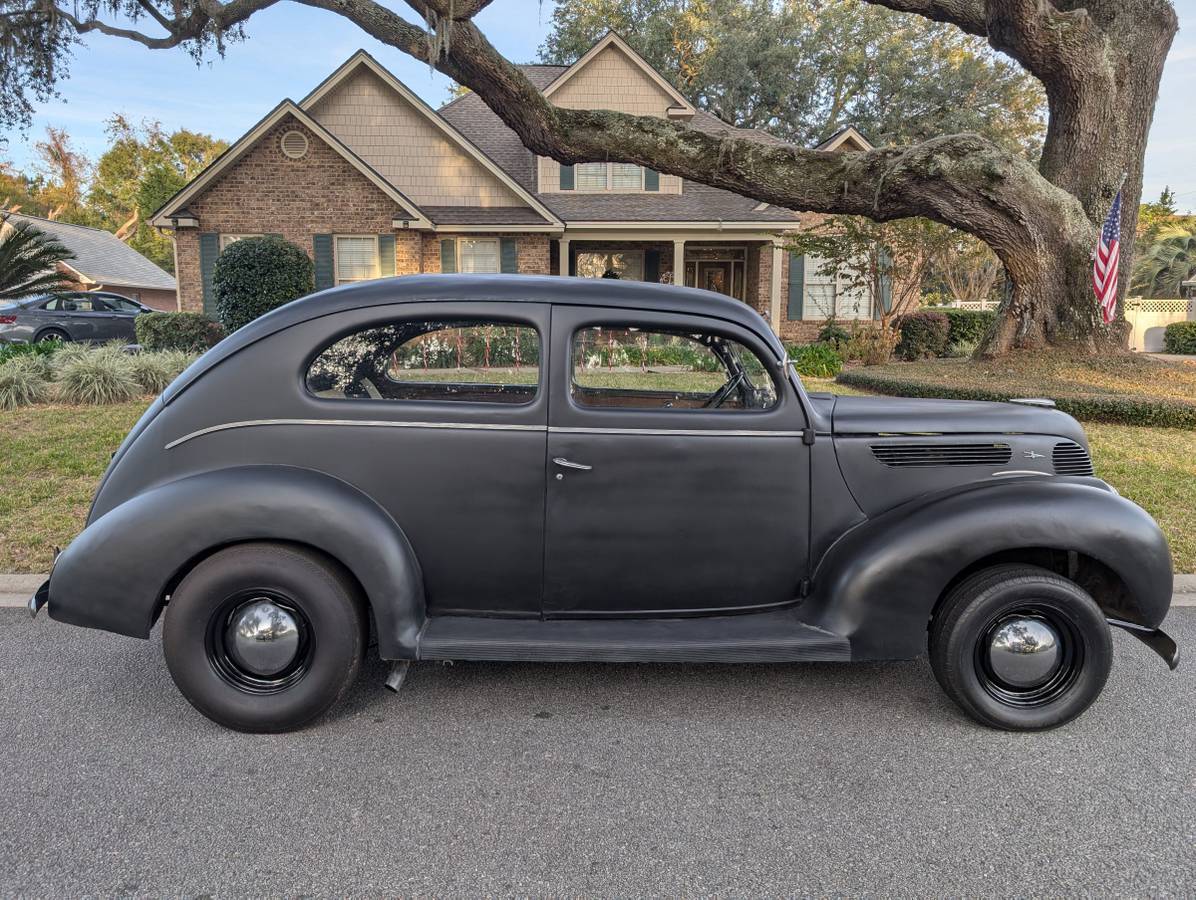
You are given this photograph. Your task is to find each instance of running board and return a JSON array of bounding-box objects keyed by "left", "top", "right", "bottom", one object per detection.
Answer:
[{"left": 417, "top": 609, "right": 850, "bottom": 663}]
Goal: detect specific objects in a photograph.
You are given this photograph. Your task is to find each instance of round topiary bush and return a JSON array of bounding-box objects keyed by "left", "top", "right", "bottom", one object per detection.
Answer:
[
  {"left": 896, "top": 310, "right": 951, "bottom": 360},
  {"left": 1163, "top": 321, "right": 1196, "bottom": 355},
  {"left": 213, "top": 236, "right": 314, "bottom": 332}
]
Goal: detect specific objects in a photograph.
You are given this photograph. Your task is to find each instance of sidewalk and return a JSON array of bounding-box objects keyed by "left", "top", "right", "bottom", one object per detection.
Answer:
[{"left": 4, "top": 573, "right": 1195, "bottom": 608}]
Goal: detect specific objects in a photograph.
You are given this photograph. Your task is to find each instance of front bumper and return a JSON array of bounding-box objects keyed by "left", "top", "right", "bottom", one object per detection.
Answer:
[
  {"left": 1108, "top": 617, "right": 1180, "bottom": 670},
  {"left": 28, "top": 579, "right": 50, "bottom": 618}
]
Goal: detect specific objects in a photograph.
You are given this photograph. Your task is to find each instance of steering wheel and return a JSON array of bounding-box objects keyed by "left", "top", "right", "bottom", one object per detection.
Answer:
[{"left": 703, "top": 369, "right": 747, "bottom": 409}]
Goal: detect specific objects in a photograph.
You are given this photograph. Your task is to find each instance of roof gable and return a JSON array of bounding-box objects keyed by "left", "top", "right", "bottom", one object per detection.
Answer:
[
  {"left": 301, "top": 52, "right": 559, "bottom": 225},
  {"left": 543, "top": 31, "right": 695, "bottom": 118},
  {"left": 151, "top": 101, "right": 430, "bottom": 228},
  {"left": 815, "top": 126, "right": 874, "bottom": 152},
  {"left": 3, "top": 213, "right": 176, "bottom": 290}
]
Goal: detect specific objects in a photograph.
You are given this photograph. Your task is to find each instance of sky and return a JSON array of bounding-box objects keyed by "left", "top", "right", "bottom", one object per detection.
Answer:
[{"left": 3, "top": 0, "right": 1194, "bottom": 211}]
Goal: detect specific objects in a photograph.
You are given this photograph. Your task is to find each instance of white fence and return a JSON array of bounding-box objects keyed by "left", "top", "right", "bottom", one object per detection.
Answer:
[{"left": 1124, "top": 297, "right": 1195, "bottom": 352}]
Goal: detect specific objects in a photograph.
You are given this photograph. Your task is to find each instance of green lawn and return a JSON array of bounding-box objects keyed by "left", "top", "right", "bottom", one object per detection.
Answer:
[{"left": 2, "top": 384, "right": 1193, "bottom": 573}]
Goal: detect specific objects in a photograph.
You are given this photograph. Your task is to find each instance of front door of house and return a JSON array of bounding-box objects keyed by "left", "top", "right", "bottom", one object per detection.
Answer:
[{"left": 697, "top": 261, "right": 734, "bottom": 298}]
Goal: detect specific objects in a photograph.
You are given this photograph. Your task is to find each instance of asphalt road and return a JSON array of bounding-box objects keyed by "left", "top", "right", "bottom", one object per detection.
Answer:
[{"left": 2, "top": 608, "right": 1193, "bottom": 896}]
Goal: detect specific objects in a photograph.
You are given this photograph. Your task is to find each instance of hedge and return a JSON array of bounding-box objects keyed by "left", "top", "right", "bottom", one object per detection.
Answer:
[
  {"left": 1163, "top": 321, "right": 1196, "bottom": 355},
  {"left": 786, "top": 342, "right": 843, "bottom": 378},
  {"left": 214, "top": 236, "right": 314, "bottom": 331},
  {"left": 895, "top": 311, "right": 950, "bottom": 360},
  {"left": 135, "top": 312, "right": 226, "bottom": 353},
  {"left": 837, "top": 368, "right": 1196, "bottom": 429},
  {"left": 941, "top": 308, "right": 997, "bottom": 346}
]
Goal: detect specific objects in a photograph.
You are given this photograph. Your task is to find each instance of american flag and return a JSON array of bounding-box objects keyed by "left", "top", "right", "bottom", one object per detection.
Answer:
[{"left": 1093, "top": 190, "right": 1122, "bottom": 323}]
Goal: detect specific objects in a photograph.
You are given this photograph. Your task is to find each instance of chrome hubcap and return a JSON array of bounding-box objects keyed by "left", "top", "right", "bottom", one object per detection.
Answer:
[
  {"left": 987, "top": 615, "right": 1062, "bottom": 689},
  {"left": 224, "top": 599, "right": 300, "bottom": 677}
]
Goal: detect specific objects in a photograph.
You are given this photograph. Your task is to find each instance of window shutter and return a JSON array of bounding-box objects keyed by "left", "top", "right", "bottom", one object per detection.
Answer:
[
  {"left": 378, "top": 234, "right": 396, "bottom": 276},
  {"left": 199, "top": 233, "right": 219, "bottom": 317},
  {"left": 500, "top": 238, "right": 518, "bottom": 274},
  {"left": 313, "top": 234, "right": 334, "bottom": 291},
  {"left": 643, "top": 169, "right": 660, "bottom": 192},
  {"left": 440, "top": 238, "right": 457, "bottom": 273},
  {"left": 644, "top": 249, "right": 661, "bottom": 283},
  {"left": 877, "top": 248, "right": 894, "bottom": 318},
  {"left": 559, "top": 164, "right": 575, "bottom": 191},
  {"left": 787, "top": 253, "right": 805, "bottom": 321}
]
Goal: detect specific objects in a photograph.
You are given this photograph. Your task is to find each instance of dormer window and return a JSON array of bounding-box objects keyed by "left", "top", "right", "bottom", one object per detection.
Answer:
[{"left": 561, "top": 162, "right": 660, "bottom": 192}]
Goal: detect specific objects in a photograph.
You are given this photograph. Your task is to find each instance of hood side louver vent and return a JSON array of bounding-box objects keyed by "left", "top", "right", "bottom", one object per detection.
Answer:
[
  {"left": 1052, "top": 441, "right": 1094, "bottom": 476},
  {"left": 869, "top": 442, "right": 1013, "bottom": 468}
]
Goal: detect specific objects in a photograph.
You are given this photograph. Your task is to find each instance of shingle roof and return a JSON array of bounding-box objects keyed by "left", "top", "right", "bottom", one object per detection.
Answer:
[
  {"left": 437, "top": 66, "right": 803, "bottom": 225},
  {"left": 5, "top": 213, "right": 176, "bottom": 290}
]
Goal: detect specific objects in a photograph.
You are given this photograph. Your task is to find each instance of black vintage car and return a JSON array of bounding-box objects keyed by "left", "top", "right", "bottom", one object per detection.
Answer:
[{"left": 31, "top": 275, "right": 1178, "bottom": 732}]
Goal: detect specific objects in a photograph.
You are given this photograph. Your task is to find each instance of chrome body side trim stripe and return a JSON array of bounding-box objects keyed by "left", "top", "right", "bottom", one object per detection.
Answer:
[
  {"left": 166, "top": 419, "right": 806, "bottom": 449},
  {"left": 991, "top": 469, "right": 1052, "bottom": 477}
]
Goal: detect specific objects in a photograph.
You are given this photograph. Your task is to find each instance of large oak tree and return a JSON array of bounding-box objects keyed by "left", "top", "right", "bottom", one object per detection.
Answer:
[{"left": 1, "top": 0, "right": 1177, "bottom": 354}]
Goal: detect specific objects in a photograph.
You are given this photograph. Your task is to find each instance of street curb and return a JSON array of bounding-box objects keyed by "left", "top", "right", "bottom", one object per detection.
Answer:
[{"left": 3, "top": 574, "right": 1196, "bottom": 609}]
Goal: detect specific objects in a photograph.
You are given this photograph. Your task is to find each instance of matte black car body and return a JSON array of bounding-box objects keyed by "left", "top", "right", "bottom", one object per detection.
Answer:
[
  {"left": 36, "top": 275, "right": 1178, "bottom": 728},
  {"left": 0, "top": 291, "right": 150, "bottom": 344}
]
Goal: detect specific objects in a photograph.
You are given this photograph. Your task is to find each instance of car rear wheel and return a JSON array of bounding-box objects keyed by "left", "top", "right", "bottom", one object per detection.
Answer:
[
  {"left": 36, "top": 328, "right": 69, "bottom": 343},
  {"left": 163, "top": 543, "right": 367, "bottom": 732},
  {"left": 929, "top": 564, "right": 1112, "bottom": 731}
]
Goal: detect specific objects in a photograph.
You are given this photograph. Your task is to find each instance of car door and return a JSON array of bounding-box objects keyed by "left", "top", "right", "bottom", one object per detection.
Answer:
[
  {"left": 543, "top": 304, "right": 811, "bottom": 616},
  {"left": 100, "top": 295, "right": 144, "bottom": 342},
  {"left": 297, "top": 301, "right": 550, "bottom": 616},
  {"left": 83, "top": 296, "right": 129, "bottom": 342}
]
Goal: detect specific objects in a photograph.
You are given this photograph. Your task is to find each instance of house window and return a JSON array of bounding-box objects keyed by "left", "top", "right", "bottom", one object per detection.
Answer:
[
  {"left": 458, "top": 238, "right": 500, "bottom": 274},
  {"left": 576, "top": 251, "right": 644, "bottom": 281},
  {"left": 334, "top": 235, "right": 380, "bottom": 284},
  {"left": 568, "top": 162, "right": 651, "bottom": 192},
  {"left": 220, "top": 234, "right": 263, "bottom": 251}
]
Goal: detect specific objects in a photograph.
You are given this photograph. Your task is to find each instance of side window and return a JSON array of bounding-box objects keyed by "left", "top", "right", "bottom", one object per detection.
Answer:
[
  {"left": 106, "top": 296, "right": 141, "bottom": 312},
  {"left": 571, "top": 325, "right": 778, "bottom": 411},
  {"left": 307, "top": 319, "right": 540, "bottom": 405}
]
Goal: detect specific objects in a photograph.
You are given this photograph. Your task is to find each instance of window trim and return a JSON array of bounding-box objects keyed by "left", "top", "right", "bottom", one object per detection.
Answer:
[
  {"left": 333, "top": 234, "right": 382, "bottom": 285},
  {"left": 220, "top": 233, "right": 264, "bottom": 251}
]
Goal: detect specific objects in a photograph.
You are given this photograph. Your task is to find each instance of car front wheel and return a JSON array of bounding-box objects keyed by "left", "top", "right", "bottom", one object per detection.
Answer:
[
  {"left": 163, "top": 543, "right": 367, "bottom": 732},
  {"left": 929, "top": 564, "right": 1113, "bottom": 731}
]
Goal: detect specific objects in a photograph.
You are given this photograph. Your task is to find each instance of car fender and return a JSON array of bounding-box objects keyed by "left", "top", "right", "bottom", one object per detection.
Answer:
[
  {"left": 802, "top": 478, "right": 1174, "bottom": 660},
  {"left": 47, "top": 465, "right": 425, "bottom": 658}
]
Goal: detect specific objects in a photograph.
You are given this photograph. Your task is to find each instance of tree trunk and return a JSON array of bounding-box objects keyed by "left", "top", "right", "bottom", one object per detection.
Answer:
[{"left": 978, "top": 1, "right": 1176, "bottom": 355}]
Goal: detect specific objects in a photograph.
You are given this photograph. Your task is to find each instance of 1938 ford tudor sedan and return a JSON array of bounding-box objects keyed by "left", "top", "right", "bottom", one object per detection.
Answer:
[{"left": 31, "top": 275, "right": 1179, "bottom": 732}]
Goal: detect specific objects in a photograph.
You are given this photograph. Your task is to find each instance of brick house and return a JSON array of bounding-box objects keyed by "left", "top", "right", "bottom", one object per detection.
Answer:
[
  {"left": 4, "top": 213, "right": 177, "bottom": 310},
  {"left": 152, "top": 32, "right": 874, "bottom": 338}
]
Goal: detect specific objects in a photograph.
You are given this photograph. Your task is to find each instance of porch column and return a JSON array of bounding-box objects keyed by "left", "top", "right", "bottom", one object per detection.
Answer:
[
  {"left": 769, "top": 243, "right": 784, "bottom": 333},
  {"left": 559, "top": 237, "right": 570, "bottom": 277},
  {"left": 673, "top": 239, "right": 685, "bottom": 286}
]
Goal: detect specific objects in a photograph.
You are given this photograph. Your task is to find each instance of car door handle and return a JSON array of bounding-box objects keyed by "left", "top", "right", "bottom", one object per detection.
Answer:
[{"left": 553, "top": 457, "right": 592, "bottom": 471}]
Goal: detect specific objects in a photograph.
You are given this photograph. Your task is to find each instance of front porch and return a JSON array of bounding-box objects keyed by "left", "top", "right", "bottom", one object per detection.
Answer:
[{"left": 550, "top": 233, "right": 790, "bottom": 332}]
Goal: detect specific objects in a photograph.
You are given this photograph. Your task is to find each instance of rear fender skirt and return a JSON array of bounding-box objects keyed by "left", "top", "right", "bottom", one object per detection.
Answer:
[
  {"left": 46, "top": 466, "right": 425, "bottom": 658},
  {"left": 803, "top": 479, "right": 1174, "bottom": 661}
]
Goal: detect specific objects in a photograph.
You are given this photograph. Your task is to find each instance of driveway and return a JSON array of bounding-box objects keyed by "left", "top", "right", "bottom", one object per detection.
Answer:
[{"left": 2, "top": 608, "right": 1193, "bottom": 895}]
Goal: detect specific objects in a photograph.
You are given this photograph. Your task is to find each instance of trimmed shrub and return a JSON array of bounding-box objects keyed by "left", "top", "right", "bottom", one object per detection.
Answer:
[
  {"left": 1163, "top": 321, "right": 1196, "bottom": 355},
  {"left": 787, "top": 342, "right": 844, "bottom": 378},
  {"left": 0, "top": 340, "right": 58, "bottom": 368},
  {"left": 213, "top": 236, "right": 314, "bottom": 332},
  {"left": 56, "top": 351, "right": 140, "bottom": 405},
  {"left": 844, "top": 325, "right": 900, "bottom": 366},
  {"left": 942, "top": 308, "right": 997, "bottom": 347},
  {"left": 0, "top": 355, "right": 51, "bottom": 409},
  {"left": 816, "top": 319, "right": 851, "bottom": 351},
  {"left": 896, "top": 311, "right": 950, "bottom": 360},
  {"left": 135, "top": 312, "right": 225, "bottom": 352}
]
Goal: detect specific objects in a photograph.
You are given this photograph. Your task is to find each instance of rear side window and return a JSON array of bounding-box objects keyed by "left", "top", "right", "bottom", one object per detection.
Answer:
[{"left": 307, "top": 319, "right": 540, "bottom": 404}]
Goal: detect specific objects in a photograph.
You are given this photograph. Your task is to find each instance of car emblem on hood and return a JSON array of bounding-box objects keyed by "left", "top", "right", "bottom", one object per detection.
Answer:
[{"left": 1023, "top": 450, "right": 1046, "bottom": 459}]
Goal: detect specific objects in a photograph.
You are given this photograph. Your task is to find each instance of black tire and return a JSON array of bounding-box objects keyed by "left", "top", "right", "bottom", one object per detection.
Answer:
[
  {"left": 36, "top": 329, "right": 70, "bottom": 343},
  {"left": 163, "top": 543, "right": 367, "bottom": 732},
  {"left": 929, "top": 564, "right": 1112, "bottom": 731}
]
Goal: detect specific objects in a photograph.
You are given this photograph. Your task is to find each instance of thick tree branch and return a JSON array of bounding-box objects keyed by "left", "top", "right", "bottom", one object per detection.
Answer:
[{"left": 857, "top": 0, "right": 987, "bottom": 37}]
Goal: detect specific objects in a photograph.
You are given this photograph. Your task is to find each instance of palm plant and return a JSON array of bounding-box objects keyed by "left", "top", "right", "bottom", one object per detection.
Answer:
[
  {"left": 1130, "top": 223, "right": 1196, "bottom": 298},
  {"left": 0, "top": 215, "right": 76, "bottom": 302}
]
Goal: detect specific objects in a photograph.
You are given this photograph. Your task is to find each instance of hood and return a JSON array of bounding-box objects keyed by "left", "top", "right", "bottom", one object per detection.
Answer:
[{"left": 829, "top": 395, "right": 1088, "bottom": 446}]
